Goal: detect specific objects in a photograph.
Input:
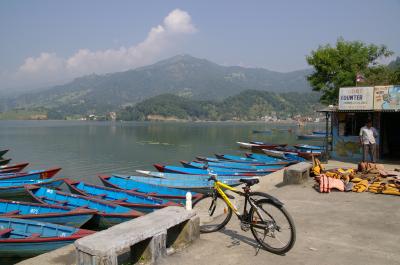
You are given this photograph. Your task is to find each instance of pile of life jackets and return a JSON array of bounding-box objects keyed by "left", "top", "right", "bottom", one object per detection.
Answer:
[{"left": 312, "top": 158, "right": 400, "bottom": 196}]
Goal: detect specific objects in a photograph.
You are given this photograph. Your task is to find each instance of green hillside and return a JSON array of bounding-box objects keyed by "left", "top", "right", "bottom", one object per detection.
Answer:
[{"left": 117, "top": 90, "right": 322, "bottom": 121}]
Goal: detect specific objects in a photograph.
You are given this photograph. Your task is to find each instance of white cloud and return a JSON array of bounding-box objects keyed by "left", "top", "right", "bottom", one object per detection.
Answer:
[{"left": 0, "top": 9, "right": 196, "bottom": 91}]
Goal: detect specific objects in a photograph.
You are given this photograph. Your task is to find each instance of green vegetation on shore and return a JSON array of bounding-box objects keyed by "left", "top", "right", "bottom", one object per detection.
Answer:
[{"left": 117, "top": 90, "right": 322, "bottom": 121}]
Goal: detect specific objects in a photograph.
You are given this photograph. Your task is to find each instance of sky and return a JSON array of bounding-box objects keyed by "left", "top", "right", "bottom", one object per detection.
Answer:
[{"left": 0, "top": 0, "right": 399, "bottom": 91}]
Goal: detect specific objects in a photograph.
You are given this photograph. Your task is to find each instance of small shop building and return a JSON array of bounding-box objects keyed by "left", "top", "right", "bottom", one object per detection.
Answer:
[{"left": 321, "top": 85, "right": 400, "bottom": 161}]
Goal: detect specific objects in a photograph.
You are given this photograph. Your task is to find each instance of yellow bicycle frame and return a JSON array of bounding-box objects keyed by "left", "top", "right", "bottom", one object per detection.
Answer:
[{"left": 213, "top": 180, "right": 242, "bottom": 215}]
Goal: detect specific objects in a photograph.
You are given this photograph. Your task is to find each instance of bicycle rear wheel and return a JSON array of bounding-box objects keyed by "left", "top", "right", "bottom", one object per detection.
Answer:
[
  {"left": 249, "top": 198, "right": 296, "bottom": 254},
  {"left": 193, "top": 194, "right": 232, "bottom": 233}
]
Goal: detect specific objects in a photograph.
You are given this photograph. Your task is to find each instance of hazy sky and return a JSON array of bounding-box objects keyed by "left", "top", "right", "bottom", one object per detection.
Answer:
[{"left": 0, "top": 0, "right": 399, "bottom": 90}]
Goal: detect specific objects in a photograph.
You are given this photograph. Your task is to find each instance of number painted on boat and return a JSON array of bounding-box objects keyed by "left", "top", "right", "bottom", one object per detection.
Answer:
[
  {"left": 30, "top": 208, "right": 39, "bottom": 214},
  {"left": 46, "top": 189, "right": 54, "bottom": 193},
  {"left": 60, "top": 232, "right": 66, "bottom": 237}
]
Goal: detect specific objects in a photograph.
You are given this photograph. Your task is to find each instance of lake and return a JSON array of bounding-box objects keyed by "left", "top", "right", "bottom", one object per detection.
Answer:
[{"left": 0, "top": 120, "right": 324, "bottom": 183}]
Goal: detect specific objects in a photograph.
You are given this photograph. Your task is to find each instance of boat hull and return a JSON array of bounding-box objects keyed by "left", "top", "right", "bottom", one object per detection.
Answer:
[
  {"left": 0, "top": 239, "right": 78, "bottom": 258},
  {"left": 0, "top": 163, "right": 29, "bottom": 174},
  {"left": 99, "top": 175, "right": 202, "bottom": 203},
  {"left": 0, "top": 168, "right": 61, "bottom": 181},
  {"left": 0, "top": 179, "right": 65, "bottom": 200}
]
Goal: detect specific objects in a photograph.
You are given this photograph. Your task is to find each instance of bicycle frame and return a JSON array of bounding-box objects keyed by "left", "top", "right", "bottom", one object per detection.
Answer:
[{"left": 213, "top": 180, "right": 258, "bottom": 221}]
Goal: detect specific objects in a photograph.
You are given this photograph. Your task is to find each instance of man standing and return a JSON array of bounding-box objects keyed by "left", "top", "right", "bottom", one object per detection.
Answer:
[{"left": 359, "top": 120, "right": 378, "bottom": 162}]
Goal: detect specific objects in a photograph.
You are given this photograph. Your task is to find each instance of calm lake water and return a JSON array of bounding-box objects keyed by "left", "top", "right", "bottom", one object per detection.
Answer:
[{"left": 0, "top": 120, "right": 324, "bottom": 184}]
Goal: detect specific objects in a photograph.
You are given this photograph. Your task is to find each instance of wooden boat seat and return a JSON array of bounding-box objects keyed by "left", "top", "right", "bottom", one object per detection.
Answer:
[
  {"left": 129, "top": 188, "right": 138, "bottom": 192},
  {"left": 115, "top": 198, "right": 128, "bottom": 202},
  {"left": 0, "top": 228, "right": 13, "bottom": 237},
  {"left": 95, "top": 194, "right": 107, "bottom": 198},
  {"left": 3, "top": 210, "right": 20, "bottom": 215}
]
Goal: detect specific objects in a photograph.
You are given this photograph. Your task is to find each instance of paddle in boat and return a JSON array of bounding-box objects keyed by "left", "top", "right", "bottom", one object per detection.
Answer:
[
  {"left": 0, "top": 199, "right": 96, "bottom": 227},
  {"left": 99, "top": 175, "right": 203, "bottom": 203},
  {"left": 64, "top": 179, "right": 180, "bottom": 213},
  {"left": 0, "top": 163, "right": 29, "bottom": 174},
  {"left": 0, "top": 217, "right": 94, "bottom": 258},
  {"left": 25, "top": 186, "right": 143, "bottom": 229}
]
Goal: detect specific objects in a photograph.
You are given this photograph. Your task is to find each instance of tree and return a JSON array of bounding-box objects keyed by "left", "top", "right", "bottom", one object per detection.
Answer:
[{"left": 306, "top": 38, "right": 393, "bottom": 104}]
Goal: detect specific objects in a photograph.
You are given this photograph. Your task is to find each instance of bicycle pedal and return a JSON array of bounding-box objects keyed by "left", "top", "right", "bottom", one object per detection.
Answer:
[{"left": 240, "top": 223, "right": 250, "bottom": 232}]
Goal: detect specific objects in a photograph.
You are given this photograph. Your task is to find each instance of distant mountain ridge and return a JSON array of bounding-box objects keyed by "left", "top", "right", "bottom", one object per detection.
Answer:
[{"left": 3, "top": 55, "right": 313, "bottom": 116}]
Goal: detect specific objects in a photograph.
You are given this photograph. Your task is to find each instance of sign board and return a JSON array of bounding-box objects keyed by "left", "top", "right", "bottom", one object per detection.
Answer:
[
  {"left": 338, "top": 87, "right": 374, "bottom": 110},
  {"left": 374, "top": 85, "right": 400, "bottom": 110}
]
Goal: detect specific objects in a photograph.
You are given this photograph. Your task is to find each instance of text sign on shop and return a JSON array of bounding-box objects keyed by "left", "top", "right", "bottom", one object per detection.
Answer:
[{"left": 338, "top": 87, "right": 374, "bottom": 110}]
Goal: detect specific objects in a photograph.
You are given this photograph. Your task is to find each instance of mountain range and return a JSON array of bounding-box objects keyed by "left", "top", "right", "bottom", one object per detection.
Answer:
[{"left": 1, "top": 55, "right": 313, "bottom": 116}]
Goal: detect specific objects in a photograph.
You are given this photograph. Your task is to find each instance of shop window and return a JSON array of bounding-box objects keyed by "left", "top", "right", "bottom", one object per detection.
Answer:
[{"left": 338, "top": 113, "right": 370, "bottom": 136}]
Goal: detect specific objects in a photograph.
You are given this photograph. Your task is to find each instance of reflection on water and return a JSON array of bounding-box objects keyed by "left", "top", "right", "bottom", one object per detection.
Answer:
[{"left": 0, "top": 120, "right": 323, "bottom": 184}]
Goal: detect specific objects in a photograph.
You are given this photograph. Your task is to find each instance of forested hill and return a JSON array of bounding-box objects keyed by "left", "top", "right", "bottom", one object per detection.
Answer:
[
  {"left": 117, "top": 90, "right": 322, "bottom": 121},
  {"left": 3, "top": 55, "right": 312, "bottom": 116}
]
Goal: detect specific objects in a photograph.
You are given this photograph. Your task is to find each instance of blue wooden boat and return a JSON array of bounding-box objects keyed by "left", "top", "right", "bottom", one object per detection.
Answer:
[
  {"left": 25, "top": 186, "right": 143, "bottom": 229},
  {"left": 0, "top": 199, "right": 96, "bottom": 227},
  {"left": 294, "top": 144, "right": 324, "bottom": 151},
  {"left": 215, "top": 154, "right": 288, "bottom": 164},
  {"left": 136, "top": 170, "right": 254, "bottom": 181},
  {"left": 0, "top": 149, "right": 9, "bottom": 158},
  {"left": 154, "top": 164, "right": 267, "bottom": 176},
  {"left": 116, "top": 174, "right": 241, "bottom": 192},
  {"left": 99, "top": 175, "right": 203, "bottom": 203},
  {"left": 297, "top": 134, "right": 325, "bottom": 140},
  {"left": 0, "top": 168, "right": 61, "bottom": 181},
  {"left": 196, "top": 156, "right": 288, "bottom": 166},
  {"left": 248, "top": 152, "right": 307, "bottom": 162},
  {"left": 0, "top": 178, "right": 65, "bottom": 200},
  {"left": 0, "top": 159, "right": 11, "bottom": 166},
  {"left": 64, "top": 179, "right": 180, "bottom": 213},
  {"left": 0, "top": 163, "right": 29, "bottom": 174},
  {"left": 0, "top": 217, "right": 94, "bottom": 258},
  {"left": 312, "top": 131, "right": 326, "bottom": 135},
  {"left": 180, "top": 161, "right": 283, "bottom": 171}
]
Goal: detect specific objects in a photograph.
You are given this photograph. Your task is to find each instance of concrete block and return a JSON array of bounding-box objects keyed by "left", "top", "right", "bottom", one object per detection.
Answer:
[
  {"left": 75, "top": 206, "right": 199, "bottom": 265},
  {"left": 283, "top": 162, "right": 312, "bottom": 185}
]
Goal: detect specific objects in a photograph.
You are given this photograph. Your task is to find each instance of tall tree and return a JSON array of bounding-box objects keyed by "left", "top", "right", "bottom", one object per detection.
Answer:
[{"left": 306, "top": 38, "right": 393, "bottom": 104}]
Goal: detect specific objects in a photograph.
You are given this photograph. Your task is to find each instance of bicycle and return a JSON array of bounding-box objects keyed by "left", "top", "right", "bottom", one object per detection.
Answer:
[{"left": 193, "top": 174, "right": 296, "bottom": 254}]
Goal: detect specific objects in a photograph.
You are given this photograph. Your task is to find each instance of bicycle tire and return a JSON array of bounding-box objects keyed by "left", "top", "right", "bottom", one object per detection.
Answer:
[
  {"left": 193, "top": 193, "right": 232, "bottom": 233},
  {"left": 248, "top": 193, "right": 296, "bottom": 254}
]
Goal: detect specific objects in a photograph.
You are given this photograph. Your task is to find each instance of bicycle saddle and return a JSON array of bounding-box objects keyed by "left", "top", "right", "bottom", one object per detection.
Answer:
[{"left": 239, "top": 178, "right": 259, "bottom": 186}]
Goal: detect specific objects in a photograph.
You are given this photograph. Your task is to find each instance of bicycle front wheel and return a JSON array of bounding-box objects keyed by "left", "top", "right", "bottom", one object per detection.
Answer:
[
  {"left": 249, "top": 198, "right": 296, "bottom": 254},
  {"left": 193, "top": 194, "right": 232, "bottom": 233}
]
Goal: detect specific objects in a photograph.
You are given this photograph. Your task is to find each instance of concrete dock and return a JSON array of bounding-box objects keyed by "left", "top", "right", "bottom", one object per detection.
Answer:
[
  {"left": 17, "top": 160, "right": 400, "bottom": 265},
  {"left": 158, "top": 160, "right": 400, "bottom": 265}
]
